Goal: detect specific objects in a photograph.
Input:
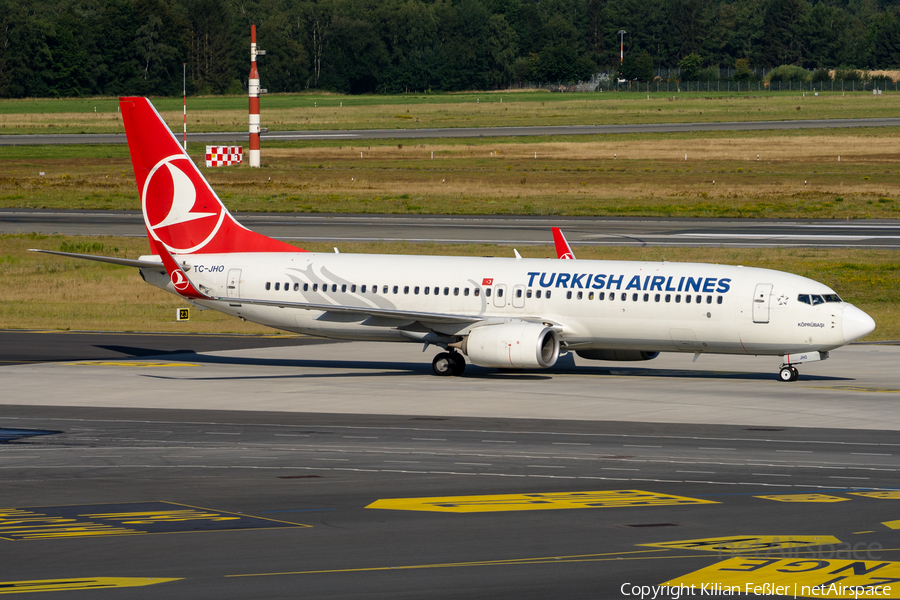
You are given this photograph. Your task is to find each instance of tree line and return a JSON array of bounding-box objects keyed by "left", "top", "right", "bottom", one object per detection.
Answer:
[{"left": 3, "top": 0, "right": 900, "bottom": 98}]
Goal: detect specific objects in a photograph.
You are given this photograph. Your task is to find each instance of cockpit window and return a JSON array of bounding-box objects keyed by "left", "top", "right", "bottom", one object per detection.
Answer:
[
  {"left": 811, "top": 294, "right": 825, "bottom": 305},
  {"left": 798, "top": 294, "right": 811, "bottom": 305},
  {"left": 823, "top": 294, "right": 842, "bottom": 303}
]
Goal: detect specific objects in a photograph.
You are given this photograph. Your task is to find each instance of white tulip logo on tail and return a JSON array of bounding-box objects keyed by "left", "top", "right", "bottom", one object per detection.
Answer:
[
  {"left": 170, "top": 269, "right": 190, "bottom": 292},
  {"left": 143, "top": 155, "right": 225, "bottom": 253}
]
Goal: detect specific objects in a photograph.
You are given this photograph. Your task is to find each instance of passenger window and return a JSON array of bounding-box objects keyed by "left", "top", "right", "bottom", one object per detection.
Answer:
[
  {"left": 535, "top": 290, "right": 541, "bottom": 299},
  {"left": 643, "top": 293, "right": 649, "bottom": 302},
  {"left": 444, "top": 287, "right": 450, "bottom": 296},
  {"left": 812, "top": 295, "right": 824, "bottom": 305},
  {"left": 599, "top": 292, "right": 605, "bottom": 300},
  {"left": 454, "top": 287, "right": 459, "bottom": 296},
  {"left": 497, "top": 288, "right": 503, "bottom": 298},
  {"left": 621, "top": 293, "right": 627, "bottom": 301},
  {"left": 275, "top": 282, "right": 280, "bottom": 291},
  {"left": 404, "top": 286, "right": 409, "bottom": 294},
  {"left": 654, "top": 294, "right": 660, "bottom": 302},
  {"left": 589, "top": 292, "right": 594, "bottom": 300},
  {"left": 526, "top": 289, "right": 532, "bottom": 298},
  {"left": 516, "top": 289, "right": 523, "bottom": 298},
  {"left": 341, "top": 284, "right": 347, "bottom": 293},
  {"left": 285, "top": 282, "right": 289, "bottom": 291},
  {"left": 717, "top": 296, "right": 723, "bottom": 304},
  {"left": 424, "top": 287, "right": 430, "bottom": 295},
  {"left": 696, "top": 295, "right": 702, "bottom": 304},
  {"left": 266, "top": 282, "right": 271, "bottom": 290},
  {"left": 475, "top": 288, "right": 481, "bottom": 297},
  {"left": 464, "top": 288, "right": 469, "bottom": 296},
  {"left": 686, "top": 295, "right": 691, "bottom": 304},
  {"left": 303, "top": 283, "right": 309, "bottom": 292},
  {"left": 294, "top": 283, "right": 299, "bottom": 292},
  {"left": 577, "top": 291, "right": 583, "bottom": 300},
  {"left": 706, "top": 295, "right": 712, "bottom": 304},
  {"left": 675, "top": 294, "right": 681, "bottom": 303},
  {"left": 566, "top": 291, "right": 573, "bottom": 300},
  {"left": 665, "top": 294, "right": 671, "bottom": 303},
  {"left": 351, "top": 285, "right": 356, "bottom": 293},
  {"left": 486, "top": 288, "right": 492, "bottom": 297},
  {"left": 393, "top": 285, "right": 399, "bottom": 294},
  {"left": 546, "top": 291, "right": 552, "bottom": 299},
  {"left": 313, "top": 283, "right": 318, "bottom": 292},
  {"left": 361, "top": 285, "right": 366, "bottom": 293},
  {"left": 632, "top": 293, "right": 638, "bottom": 302},
  {"left": 610, "top": 293, "right": 615, "bottom": 301},
  {"left": 383, "top": 285, "right": 389, "bottom": 294},
  {"left": 414, "top": 286, "right": 419, "bottom": 294}
]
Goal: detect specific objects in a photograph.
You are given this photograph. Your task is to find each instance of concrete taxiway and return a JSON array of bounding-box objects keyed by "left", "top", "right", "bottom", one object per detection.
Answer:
[
  {"left": 5, "top": 210, "right": 900, "bottom": 250},
  {"left": 3, "top": 332, "right": 900, "bottom": 599},
  {"left": 4, "top": 117, "right": 900, "bottom": 145}
]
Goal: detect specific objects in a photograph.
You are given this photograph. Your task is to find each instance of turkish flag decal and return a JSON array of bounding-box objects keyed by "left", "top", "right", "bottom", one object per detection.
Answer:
[{"left": 482, "top": 278, "right": 494, "bottom": 286}]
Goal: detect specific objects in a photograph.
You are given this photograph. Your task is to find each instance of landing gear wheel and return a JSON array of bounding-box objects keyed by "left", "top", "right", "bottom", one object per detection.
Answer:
[
  {"left": 779, "top": 366, "right": 797, "bottom": 382},
  {"left": 449, "top": 352, "right": 466, "bottom": 376},
  {"left": 432, "top": 352, "right": 454, "bottom": 376}
]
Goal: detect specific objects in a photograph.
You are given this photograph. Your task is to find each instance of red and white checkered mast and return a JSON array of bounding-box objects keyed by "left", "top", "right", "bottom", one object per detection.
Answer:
[{"left": 249, "top": 22, "right": 261, "bottom": 168}]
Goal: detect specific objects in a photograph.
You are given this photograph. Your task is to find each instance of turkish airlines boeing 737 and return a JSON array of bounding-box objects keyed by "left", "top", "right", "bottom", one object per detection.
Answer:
[{"left": 32, "top": 97, "right": 876, "bottom": 381}]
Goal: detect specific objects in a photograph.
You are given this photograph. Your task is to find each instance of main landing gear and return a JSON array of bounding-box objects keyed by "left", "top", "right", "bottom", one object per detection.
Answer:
[
  {"left": 432, "top": 351, "right": 466, "bottom": 377},
  {"left": 779, "top": 365, "right": 799, "bottom": 382}
]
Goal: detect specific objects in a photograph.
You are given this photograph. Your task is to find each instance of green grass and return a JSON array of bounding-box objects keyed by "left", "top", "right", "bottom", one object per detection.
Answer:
[
  {"left": 1, "top": 234, "right": 897, "bottom": 340},
  {"left": 3, "top": 127, "right": 899, "bottom": 219},
  {"left": 4, "top": 91, "right": 900, "bottom": 135}
]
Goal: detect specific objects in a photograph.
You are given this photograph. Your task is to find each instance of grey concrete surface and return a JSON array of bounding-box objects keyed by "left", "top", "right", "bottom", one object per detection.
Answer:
[
  {"left": 1, "top": 406, "right": 898, "bottom": 600},
  {"left": 5, "top": 210, "right": 900, "bottom": 249},
  {"left": 3, "top": 117, "right": 900, "bottom": 145},
  {"left": 4, "top": 340, "right": 898, "bottom": 430}
]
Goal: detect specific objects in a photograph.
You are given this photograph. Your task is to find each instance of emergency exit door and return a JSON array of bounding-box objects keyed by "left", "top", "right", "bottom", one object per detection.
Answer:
[{"left": 226, "top": 269, "right": 241, "bottom": 298}]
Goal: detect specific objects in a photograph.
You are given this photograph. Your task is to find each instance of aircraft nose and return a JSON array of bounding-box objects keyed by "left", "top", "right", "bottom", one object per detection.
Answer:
[{"left": 842, "top": 304, "right": 876, "bottom": 343}]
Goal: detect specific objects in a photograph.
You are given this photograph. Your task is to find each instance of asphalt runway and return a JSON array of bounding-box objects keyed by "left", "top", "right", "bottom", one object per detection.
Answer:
[
  {"left": 3, "top": 333, "right": 900, "bottom": 599},
  {"left": 4, "top": 117, "right": 900, "bottom": 145},
  {"left": 5, "top": 210, "right": 900, "bottom": 249}
]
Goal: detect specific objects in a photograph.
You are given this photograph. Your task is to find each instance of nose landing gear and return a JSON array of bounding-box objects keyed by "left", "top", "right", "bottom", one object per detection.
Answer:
[
  {"left": 432, "top": 351, "right": 466, "bottom": 376},
  {"left": 779, "top": 365, "right": 799, "bottom": 382}
]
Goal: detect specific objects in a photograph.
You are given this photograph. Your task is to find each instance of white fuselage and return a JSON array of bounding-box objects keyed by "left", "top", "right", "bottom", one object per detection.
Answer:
[{"left": 140, "top": 252, "right": 860, "bottom": 357}]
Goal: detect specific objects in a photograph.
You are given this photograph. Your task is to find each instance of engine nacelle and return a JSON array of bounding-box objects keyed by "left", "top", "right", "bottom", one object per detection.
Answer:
[
  {"left": 576, "top": 349, "right": 660, "bottom": 362},
  {"left": 463, "top": 323, "right": 560, "bottom": 369}
]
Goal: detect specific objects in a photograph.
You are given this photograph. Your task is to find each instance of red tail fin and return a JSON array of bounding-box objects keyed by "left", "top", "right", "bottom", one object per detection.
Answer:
[{"left": 119, "top": 97, "right": 300, "bottom": 255}]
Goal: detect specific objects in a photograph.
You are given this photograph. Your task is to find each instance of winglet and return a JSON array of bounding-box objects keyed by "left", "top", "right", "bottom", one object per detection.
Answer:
[
  {"left": 552, "top": 227, "right": 576, "bottom": 260},
  {"left": 152, "top": 239, "right": 207, "bottom": 299}
]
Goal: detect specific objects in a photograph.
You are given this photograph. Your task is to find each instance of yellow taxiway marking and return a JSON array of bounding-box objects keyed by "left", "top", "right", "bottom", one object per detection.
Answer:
[
  {"left": 0, "top": 502, "right": 309, "bottom": 541},
  {"left": 664, "top": 557, "right": 900, "bottom": 598},
  {"left": 852, "top": 492, "right": 900, "bottom": 500},
  {"left": 0, "top": 577, "right": 180, "bottom": 594},
  {"left": 227, "top": 548, "right": 683, "bottom": 578},
  {"left": 806, "top": 385, "right": 900, "bottom": 394},
  {"left": 756, "top": 494, "right": 850, "bottom": 503},
  {"left": 366, "top": 489, "right": 717, "bottom": 513},
  {"left": 67, "top": 361, "right": 198, "bottom": 367},
  {"left": 883, "top": 520, "right": 900, "bottom": 530},
  {"left": 640, "top": 535, "right": 842, "bottom": 553}
]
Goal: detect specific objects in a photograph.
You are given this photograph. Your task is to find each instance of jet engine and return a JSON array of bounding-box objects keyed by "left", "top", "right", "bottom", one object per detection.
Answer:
[
  {"left": 575, "top": 349, "right": 660, "bottom": 361},
  {"left": 463, "top": 323, "right": 560, "bottom": 369}
]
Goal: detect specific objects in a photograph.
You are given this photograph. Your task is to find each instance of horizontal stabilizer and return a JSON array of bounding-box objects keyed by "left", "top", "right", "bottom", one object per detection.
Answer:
[{"left": 28, "top": 249, "right": 162, "bottom": 268}]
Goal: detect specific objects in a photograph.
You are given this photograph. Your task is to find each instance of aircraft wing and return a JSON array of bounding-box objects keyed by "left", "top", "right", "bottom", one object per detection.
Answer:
[
  {"left": 211, "top": 295, "right": 486, "bottom": 325},
  {"left": 28, "top": 249, "right": 162, "bottom": 268}
]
